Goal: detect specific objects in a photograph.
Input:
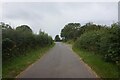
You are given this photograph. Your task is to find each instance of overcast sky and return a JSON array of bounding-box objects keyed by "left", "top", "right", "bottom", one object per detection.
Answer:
[{"left": 2, "top": 2, "right": 118, "bottom": 38}]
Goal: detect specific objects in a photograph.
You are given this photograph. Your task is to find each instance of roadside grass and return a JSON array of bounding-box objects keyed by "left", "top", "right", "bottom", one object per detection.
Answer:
[
  {"left": 3, "top": 43, "right": 55, "bottom": 78},
  {"left": 73, "top": 47, "right": 119, "bottom": 78},
  {"left": 65, "top": 39, "right": 75, "bottom": 45}
]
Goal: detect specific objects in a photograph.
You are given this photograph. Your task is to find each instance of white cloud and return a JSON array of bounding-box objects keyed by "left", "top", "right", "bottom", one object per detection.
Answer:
[{"left": 2, "top": 2, "right": 118, "bottom": 38}]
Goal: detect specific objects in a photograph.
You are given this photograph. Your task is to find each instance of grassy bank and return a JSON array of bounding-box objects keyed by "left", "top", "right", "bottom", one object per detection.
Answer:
[
  {"left": 73, "top": 47, "right": 119, "bottom": 78},
  {"left": 65, "top": 40, "right": 75, "bottom": 45},
  {"left": 3, "top": 43, "right": 55, "bottom": 78}
]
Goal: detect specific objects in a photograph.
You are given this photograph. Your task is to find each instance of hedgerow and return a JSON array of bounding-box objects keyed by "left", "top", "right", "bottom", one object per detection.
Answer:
[
  {"left": 1, "top": 22, "right": 54, "bottom": 61},
  {"left": 74, "top": 23, "right": 120, "bottom": 64}
]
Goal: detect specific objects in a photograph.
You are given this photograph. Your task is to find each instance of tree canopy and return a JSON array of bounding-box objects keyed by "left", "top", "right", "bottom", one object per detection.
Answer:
[
  {"left": 60, "top": 23, "right": 81, "bottom": 41},
  {"left": 54, "top": 35, "right": 60, "bottom": 42}
]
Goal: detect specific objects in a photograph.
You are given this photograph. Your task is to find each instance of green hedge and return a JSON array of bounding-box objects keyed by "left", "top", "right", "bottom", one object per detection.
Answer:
[
  {"left": 2, "top": 23, "right": 54, "bottom": 61},
  {"left": 74, "top": 24, "right": 120, "bottom": 64}
]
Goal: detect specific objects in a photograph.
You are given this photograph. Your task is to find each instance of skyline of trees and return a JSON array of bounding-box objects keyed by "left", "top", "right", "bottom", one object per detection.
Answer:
[
  {"left": 1, "top": 22, "right": 54, "bottom": 61},
  {"left": 1, "top": 21, "right": 120, "bottom": 65}
]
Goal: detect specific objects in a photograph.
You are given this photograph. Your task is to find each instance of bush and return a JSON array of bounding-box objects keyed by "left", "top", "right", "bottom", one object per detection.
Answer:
[
  {"left": 2, "top": 38, "right": 15, "bottom": 59},
  {"left": 74, "top": 30, "right": 100, "bottom": 52},
  {"left": 2, "top": 23, "right": 54, "bottom": 61},
  {"left": 74, "top": 23, "right": 120, "bottom": 64}
]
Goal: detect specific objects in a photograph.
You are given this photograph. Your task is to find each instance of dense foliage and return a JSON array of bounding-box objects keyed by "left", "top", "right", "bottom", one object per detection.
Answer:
[
  {"left": 54, "top": 35, "right": 61, "bottom": 42},
  {"left": 61, "top": 23, "right": 81, "bottom": 41},
  {"left": 60, "top": 22, "right": 102, "bottom": 41},
  {"left": 1, "top": 22, "right": 53, "bottom": 61},
  {"left": 61, "top": 22, "right": 120, "bottom": 65}
]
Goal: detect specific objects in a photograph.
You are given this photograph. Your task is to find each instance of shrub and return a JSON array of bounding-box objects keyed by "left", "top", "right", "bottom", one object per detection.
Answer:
[
  {"left": 74, "top": 30, "right": 100, "bottom": 52},
  {"left": 2, "top": 23, "right": 53, "bottom": 61},
  {"left": 74, "top": 23, "right": 120, "bottom": 64},
  {"left": 2, "top": 38, "right": 15, "bottom": 59}
]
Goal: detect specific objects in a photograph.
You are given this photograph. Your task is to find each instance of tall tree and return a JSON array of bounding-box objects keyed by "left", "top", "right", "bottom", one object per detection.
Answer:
[{"left": 60, "top": 23, "right": 81, "bottom": 41}]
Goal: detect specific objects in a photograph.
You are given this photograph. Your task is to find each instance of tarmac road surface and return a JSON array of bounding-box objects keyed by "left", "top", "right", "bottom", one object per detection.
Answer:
[{"left": 17, "top": 42, "right": 97, "bottom": 78}]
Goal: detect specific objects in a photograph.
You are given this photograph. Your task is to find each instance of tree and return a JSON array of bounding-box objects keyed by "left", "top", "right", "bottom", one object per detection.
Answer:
[
  {"left": 55, "top": 35, "right": 60, "bottom": 42},
  {"left": 60, "top": 23, "right": 81, "bottom": 41},
  {"left": 16, "top": 25, "right": 32, "bottom": 34}
]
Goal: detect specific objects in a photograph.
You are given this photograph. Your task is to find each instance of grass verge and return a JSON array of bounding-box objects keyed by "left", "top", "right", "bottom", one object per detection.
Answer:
[
  {"left": 3, "top": 43, "right": 55, "bottom": 78},
  {"left": 73, "top": 47, "right": 119, "bottom": 78},
  {"left": 63, "top": 39, "right": 75, "bottom": 45}
]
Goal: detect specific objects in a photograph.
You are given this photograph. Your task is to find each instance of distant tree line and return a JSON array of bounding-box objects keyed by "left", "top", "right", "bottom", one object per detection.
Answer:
[
  {"left": 1, "top": 22, "right": 54, "bottom": 61},
  {"left": 60, "top": 22, "right": 120, "bottom": 66},
  {"left": 54, "top": 35, "right": 61, "bottom": 42}
]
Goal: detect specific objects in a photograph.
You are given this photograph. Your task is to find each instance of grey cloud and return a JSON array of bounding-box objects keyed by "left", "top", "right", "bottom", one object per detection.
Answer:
[{"left": 2, "top": 2, "right": 118, "bottom": 38}]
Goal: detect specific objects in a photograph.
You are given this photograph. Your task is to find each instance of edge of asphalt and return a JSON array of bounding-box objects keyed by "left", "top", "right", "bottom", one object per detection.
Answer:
[
  {"left": 16, "top": 42, "right": 99, "bottom": 78},
  {"left": 16, "top": 44, "right": 55, "bottom": 78},
  {"left": 63, "top": 43, "right": 100, "bottom": 78}
]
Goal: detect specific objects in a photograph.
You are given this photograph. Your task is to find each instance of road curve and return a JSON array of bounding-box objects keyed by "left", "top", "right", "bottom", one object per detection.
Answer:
[{"left": 17, "top": 42, "right": 97, "bottom": 78}]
